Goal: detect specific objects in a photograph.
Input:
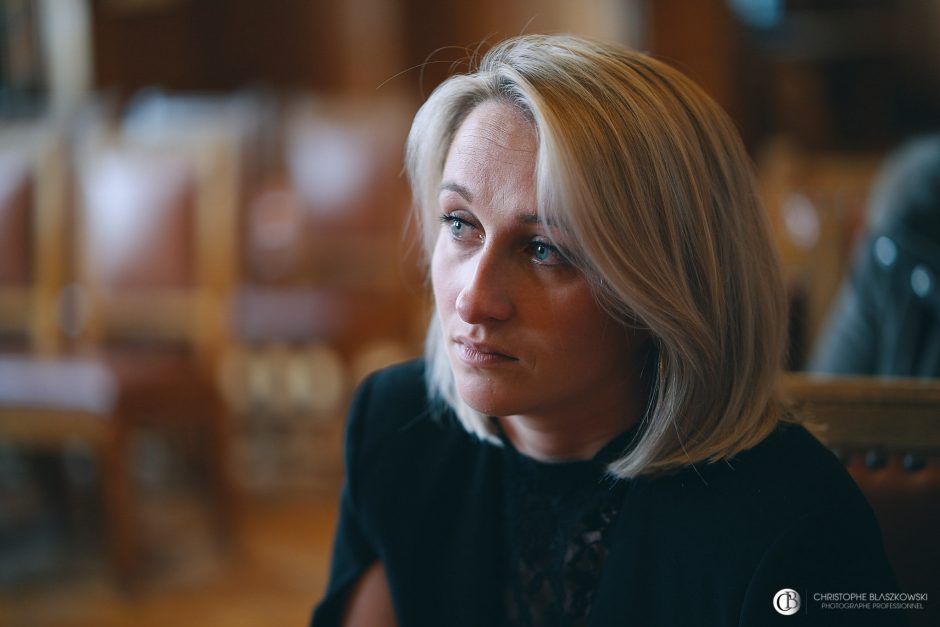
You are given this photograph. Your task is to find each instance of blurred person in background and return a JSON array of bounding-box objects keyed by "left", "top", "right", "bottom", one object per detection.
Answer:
[
  {"left": 811, "top": 135, "right": 940, "bottom": 377},
  {"left": 312, "top": 34, "right": 902, "bottom": 626}
]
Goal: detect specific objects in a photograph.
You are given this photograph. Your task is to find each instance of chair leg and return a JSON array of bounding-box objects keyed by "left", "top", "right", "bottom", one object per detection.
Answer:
[
  {"left": 204, "top": 394, "right": 238, "bottom": 548},
  {"left": 98, "top": 418, "right": 138, "bottom": 587}
]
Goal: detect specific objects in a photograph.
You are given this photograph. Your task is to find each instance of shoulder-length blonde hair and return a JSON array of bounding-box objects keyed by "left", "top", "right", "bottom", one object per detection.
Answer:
[{"left": 405, "top": 34, "right": 788, "bottom": 477}]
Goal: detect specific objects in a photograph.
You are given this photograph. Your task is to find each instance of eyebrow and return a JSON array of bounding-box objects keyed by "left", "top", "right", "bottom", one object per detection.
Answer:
[
  {"left": 439, "top": 180, "right": 554, "bottom": 227},
  {"left": 439, "top": 181, "right": 473, "bottom": 202},
  {"left": 516, "top": 213, "right": 542, "bottom": 225}
]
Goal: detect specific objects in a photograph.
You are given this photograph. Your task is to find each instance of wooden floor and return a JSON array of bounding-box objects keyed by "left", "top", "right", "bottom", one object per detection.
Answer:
[{"left": 0, "top": 494, "right": 339, "bottom": 627}]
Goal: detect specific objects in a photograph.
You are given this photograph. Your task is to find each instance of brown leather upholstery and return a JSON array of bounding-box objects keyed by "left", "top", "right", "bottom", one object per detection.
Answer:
[
  {"left": 78, "top": 148, "right": 195, "bottom": 290},
  {"left": 844, "top": 453, "right": 940, "bottom": 596},
  {"left": 785, "top": 373, "right": 940, "bottom": 625}
]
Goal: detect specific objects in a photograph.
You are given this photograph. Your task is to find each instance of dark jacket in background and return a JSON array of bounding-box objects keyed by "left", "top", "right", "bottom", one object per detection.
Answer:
[
  {"left": 811, "top": 212, "right": 940, "bottom": 377},
  {"left": 812, "top": 134, "right": 940, "bottom": 377}
]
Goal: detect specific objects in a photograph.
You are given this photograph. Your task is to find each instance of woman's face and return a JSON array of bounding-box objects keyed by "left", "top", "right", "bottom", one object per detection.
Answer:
[{"left": 431, "top": 101, "right": 639, "bottom": 422}]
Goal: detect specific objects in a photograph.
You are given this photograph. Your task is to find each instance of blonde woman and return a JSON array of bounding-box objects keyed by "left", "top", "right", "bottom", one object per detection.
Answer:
[{"left": 312, "top": 35, "right": 900, "bottom": 626}]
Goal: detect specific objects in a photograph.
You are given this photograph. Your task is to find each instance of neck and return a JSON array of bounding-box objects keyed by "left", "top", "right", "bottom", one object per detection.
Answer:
[{"left": 497, "top": 375, "right": 645, "bottom": 463}]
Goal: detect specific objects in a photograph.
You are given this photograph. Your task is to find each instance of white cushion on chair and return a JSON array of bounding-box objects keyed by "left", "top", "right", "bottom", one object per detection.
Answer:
[{"left": 0, "top": 356, "right": 117, "bottom": 414}]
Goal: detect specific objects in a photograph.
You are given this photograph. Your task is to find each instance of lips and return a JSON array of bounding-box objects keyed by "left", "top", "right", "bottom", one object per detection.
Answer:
[{"left": 453, "top": 336, "right": 518, "bottom": 366}]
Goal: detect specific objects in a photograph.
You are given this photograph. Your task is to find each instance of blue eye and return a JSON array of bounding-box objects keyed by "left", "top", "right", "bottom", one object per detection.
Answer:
[
  {"left": 528, "top": 240, "right": 567, "bottom": 266},
  {"left": 532, "top": 242, "right": 552, "bottom": 261},
  {"left": 439, "top": 213, "right": 474, "bottom": 240}
]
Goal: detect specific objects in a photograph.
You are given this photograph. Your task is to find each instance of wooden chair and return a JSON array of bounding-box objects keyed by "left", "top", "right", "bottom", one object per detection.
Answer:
[
  {"left": 0, "top": 124, "right": 66, "bottom": 354},
  {"left": 784, "top": 373, "right": 940, "bottom": 618},
  {"left": 0, "top": 125, "right": 239, "bottom": 586}
]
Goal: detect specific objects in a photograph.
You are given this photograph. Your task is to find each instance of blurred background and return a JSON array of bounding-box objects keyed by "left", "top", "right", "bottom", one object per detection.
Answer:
[{"left": 0, "top": 0, "right": 938, "bottom": 625}]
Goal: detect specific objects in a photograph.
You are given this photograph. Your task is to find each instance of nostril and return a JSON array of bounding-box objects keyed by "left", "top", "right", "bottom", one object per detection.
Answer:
[
  {"left": 455, "top": 280, "right": 513, "bottom": 323},
  {"left": 455, "top": 286, "right": 483, "bottom": 323},
  {"left": 456, "top": 291, "right": 473, "bottom": 320}
]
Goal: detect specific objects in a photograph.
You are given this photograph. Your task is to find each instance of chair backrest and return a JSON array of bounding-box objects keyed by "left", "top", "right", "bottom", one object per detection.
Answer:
[
  {"left": 784, "top": 373, "right": 940, "bottom": 453},
  {"left": 70, "top": 128, "right": 237, "bottom": 363},
  {"left": 783, "top": 373, "right": 940, "bottom": 599},
  {"left": 0, "top": 124, "right": 67, "bottom": 353}
]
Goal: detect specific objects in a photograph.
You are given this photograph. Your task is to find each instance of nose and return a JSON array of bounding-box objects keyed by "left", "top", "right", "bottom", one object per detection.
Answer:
[{"left": 456, "top": 248, "right": 514, "bottom": 323}]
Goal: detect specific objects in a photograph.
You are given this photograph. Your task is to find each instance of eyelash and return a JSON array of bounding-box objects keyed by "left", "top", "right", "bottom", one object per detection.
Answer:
[
  {"left": 439, "top": 212, "right": 472, "bottom": 230},
  {"left": 438, "top": 212, "right": 569, "bottom": 267}
]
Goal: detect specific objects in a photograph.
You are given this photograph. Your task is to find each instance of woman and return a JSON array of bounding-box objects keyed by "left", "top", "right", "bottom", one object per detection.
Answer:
[{"left": 312, "top": 35, "right": 901, "bottom": 626}]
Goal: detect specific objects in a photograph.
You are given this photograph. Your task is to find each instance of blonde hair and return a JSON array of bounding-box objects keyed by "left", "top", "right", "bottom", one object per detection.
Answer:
[{"left": 405, "top": 34, "right": 788, "bottom": 477}]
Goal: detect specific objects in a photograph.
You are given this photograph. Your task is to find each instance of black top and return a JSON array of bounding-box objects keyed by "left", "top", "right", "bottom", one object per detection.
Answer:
[
  {"left": 497, "top": 420, "right": 633, "bottom": 627},
  {"left": 311, "top": 360, "right": 904, "bottom": 626}
]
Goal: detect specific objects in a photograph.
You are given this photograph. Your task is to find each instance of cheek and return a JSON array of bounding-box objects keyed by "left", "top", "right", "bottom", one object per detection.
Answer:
[
  {"left": 430, "top": 239, "right": 455, "bottom": 316},
  {"left": 556, "top": 291, "right": 622, "bottom": 351}
]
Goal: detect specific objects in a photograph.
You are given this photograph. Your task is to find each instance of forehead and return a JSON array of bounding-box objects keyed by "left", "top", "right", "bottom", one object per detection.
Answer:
[{"left": 442, "top": 101, "right": 537, "bottom": 199}]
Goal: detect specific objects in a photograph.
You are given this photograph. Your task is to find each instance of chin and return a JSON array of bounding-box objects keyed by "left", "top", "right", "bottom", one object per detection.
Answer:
[{"left": 454, "top": 379, "right": 522, "bottom": 418}]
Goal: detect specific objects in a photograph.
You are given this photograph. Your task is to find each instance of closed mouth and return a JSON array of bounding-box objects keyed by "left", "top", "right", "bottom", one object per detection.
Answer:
[{"left": 453, "top": 337, "right": 518, "bottom": 363}]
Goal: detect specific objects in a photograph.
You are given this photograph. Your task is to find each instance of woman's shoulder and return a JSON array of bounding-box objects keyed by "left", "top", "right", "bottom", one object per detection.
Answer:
[
  {"left": 629, "top": 422, "right": 878, "bottom": 555},
  {"left": 354, "top": 358, "right": 430, "bottom": 423},
  {"left": 343, "top": 358, "right": 478, "bottom": 482},
  {"left": 610, "top": 424, "right": 895, "bottom": 619},
  {"left": 358, "top": 357, "right": 427, "bottom": 399},
  {"left": 346, "top": 358, "right": 445, "bottom": 450},
  {"left": 694, "top": 422, "right": 869, "bottom": 518},
  {"left": 341, "top": 359, "right": 498, "bottom": 545},
  {"left": 727, "top": 421, "right": 865, "bottom": 506}
]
